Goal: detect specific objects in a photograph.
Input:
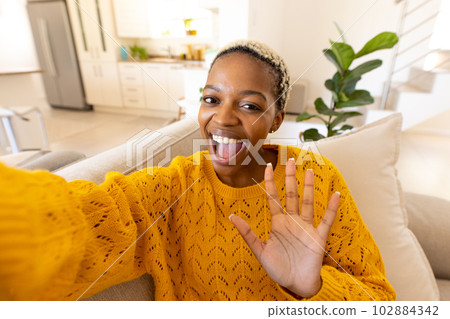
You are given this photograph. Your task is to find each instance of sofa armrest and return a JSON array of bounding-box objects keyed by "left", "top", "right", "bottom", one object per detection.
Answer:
[
  {"left": 55, "top": 118, "right": 201, "bottom": 184},
  {"left": 404, "top": 192, "right": 450, "bottom": 280}
]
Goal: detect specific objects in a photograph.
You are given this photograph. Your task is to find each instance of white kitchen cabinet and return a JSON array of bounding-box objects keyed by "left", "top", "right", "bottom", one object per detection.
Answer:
[
  {"left": 98, "top": 62, "right": 123, "bottom": 107},
  {"left": 198, "top": 0, "right": 220, "bottom": 10},
  {"left": 118, "top": 62, "right": 185, "bottom": 112},
  {"left": 80, "top": 62, "right": 122, "bottom": 107},
  {"left": 67, "top": 0, "right": 123, "bottom": 107},
  {"left": 79, "top": 62, "right": 103, "bottom": 105},
  {"left": 67, "top": 0, "right": 118, "bottom": 62},
  {"left": 143, "top": 64, "right": 169, "bottom": 111},
  {"left": 118, "top": 62, "right": 146, "bottom": 108},
  {"left": 218, "top": 0, "right": 284, "bottom": 52},
  {"left": 112, "top": 0, "right": 152, "bottom": 38},
  {"left": 167, "top": 65, "right": 185, "bottom": 112}
]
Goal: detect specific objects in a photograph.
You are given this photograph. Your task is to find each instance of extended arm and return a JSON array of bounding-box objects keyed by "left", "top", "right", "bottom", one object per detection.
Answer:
[{"left": 0, "top": 163, "right": 176, "bottom": 300}]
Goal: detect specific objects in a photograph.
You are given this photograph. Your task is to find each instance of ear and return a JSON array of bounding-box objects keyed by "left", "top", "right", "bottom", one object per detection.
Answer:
[{"left": 270, "top": 110, "right": 285, "bottom": 133}]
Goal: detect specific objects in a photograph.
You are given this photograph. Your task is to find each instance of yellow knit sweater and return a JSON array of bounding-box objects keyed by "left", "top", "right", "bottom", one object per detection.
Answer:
[{"left": 0, "top": 145, "right": 395, "bottom": 301}]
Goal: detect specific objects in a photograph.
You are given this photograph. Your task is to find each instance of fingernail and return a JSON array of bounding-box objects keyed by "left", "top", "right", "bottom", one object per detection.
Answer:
[
  {"left": 307, "top": 168, "right": 313, "bottom": 172},
  {"left": 289, "top": 157, "right": 295, "bottom": 162},
  {"left": 267, "top": 162, "right": 272, "bottom": 166},
  {"left": 229, "top": 214, "right": 234, "bottom": 221},
  {"left": 335, "top": 191, "right": 340, "bottom": 196}
]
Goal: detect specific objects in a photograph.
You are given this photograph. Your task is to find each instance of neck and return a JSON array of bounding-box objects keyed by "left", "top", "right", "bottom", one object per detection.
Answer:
[{"left": 215, "top": 147, "right": 278, "bottom": 188}]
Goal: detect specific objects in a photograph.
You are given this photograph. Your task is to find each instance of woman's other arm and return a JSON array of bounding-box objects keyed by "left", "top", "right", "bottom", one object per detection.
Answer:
[{"left": 0, "top": 162, "right": 178, "bottom": 300}]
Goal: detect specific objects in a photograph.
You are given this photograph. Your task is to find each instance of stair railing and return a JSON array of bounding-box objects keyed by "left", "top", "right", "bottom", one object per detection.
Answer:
[{"left": 380, "top": 0, "right": 442, "bottom": 109}]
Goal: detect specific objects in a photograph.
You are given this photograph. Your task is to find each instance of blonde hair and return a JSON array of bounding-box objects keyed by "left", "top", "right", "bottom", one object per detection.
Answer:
[{"left": 210, "top": 40, "right": 291, "bottom": 110}]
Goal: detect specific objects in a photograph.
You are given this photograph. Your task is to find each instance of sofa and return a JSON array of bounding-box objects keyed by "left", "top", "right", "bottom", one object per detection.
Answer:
[{"left": 4, "top": 114, "right": 449, "bottom": 300}]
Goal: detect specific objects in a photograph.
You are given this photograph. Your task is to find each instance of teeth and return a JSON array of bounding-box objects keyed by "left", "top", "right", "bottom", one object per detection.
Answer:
[{"left": 212, "top": 134, "right": 242, "bottom": 144}]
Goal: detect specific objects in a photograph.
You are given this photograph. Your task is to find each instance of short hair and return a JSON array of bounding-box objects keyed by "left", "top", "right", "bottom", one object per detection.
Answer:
[{"left": 210, "top": 40, "right": 291, "bottom": 111}]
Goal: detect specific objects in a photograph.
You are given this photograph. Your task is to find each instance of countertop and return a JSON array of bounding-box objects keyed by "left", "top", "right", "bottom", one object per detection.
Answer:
[{"left": 118, "top": 57, "right": 209, "bottom": 70}]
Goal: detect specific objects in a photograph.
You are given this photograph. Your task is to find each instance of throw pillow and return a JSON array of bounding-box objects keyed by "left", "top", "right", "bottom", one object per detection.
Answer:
[{"left": 304, "top": 113, "right": 439, "bottom": 300}]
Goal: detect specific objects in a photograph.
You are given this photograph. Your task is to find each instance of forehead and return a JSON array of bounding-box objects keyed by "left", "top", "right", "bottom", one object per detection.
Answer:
[{"left": 207, "top": 53, "right": 275, "bottom": 94}]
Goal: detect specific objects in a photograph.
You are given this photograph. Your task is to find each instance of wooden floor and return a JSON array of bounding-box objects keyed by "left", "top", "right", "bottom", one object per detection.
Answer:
[
  {"left": 397, "top": 109, "right": 450, "bottom": 201},
  {"left": 39, "top": 103, "right": 175, "bottom": 157}
]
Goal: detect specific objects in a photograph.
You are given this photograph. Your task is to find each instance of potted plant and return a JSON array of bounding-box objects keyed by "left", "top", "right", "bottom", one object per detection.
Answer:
[
  {"left": 296, "top": 29, "right": 398, "bottom": 141},
  {"left": 184, "top": 19, "right": 197, "bottom": 36},
  {"left": 129, "top": 44, "right": 148, "bottom": 60}
]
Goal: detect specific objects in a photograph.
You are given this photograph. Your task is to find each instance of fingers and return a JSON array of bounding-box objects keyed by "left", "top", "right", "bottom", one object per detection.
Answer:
[
  {"left": 229, "top": 214, "right": 264, "bottom": 258},
  {"left": 317, "top": 192, "right": 340, "bottom": 239},
  {"left": 264, "top": 163, "right": 283, "bottom": 217},
  {"left": 285, "top": 158, "right": 299, "bottom": 215},
  {"left": 300, "top": 169, "right": 315, "bottom": 224}
]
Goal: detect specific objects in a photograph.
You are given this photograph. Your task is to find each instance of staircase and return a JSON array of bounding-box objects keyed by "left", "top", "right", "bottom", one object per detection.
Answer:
[{"left": 382, "top": 0, "right": 450, "bottom": 129}]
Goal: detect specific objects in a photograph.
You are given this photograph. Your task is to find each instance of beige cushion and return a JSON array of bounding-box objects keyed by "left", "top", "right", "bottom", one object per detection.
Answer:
[
  {"left": 304, "top": 113, "right": 439, "bottom": 300},
  {"left": 436, "top": 279, "right": 450, "bottom": 301},
  {"left": 82, "top": 274, "right": 154, "bottom": 301},
  {"left": 404, "top": 192, "right": 450, "bottom": 280}
]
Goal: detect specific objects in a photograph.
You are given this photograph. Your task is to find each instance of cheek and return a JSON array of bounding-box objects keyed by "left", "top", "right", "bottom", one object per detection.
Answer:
[
  {"left": 198, "top": 106, "right": 212, "bottom": 135},
  {"left": 245, "top": 121, "right": 271, "bottom": 143}
]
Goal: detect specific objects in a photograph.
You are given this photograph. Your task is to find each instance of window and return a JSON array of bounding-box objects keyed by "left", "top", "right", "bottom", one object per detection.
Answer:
[{"left": 149, "top": 0, "right": 214, "bottom": 38}]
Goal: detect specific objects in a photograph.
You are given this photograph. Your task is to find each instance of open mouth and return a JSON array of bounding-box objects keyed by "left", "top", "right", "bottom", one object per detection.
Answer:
[{"left": 210, "top": 134, "right": 245, "bottom": 163}]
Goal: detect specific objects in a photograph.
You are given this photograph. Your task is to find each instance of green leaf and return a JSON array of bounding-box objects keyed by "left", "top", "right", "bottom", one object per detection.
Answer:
[
  {"left": 296, "top": 112, "right": 315, "bottom": 122},
  {"left": 346, "top": 60, "right": 382, "bottom": 82},
  {"left": 332, "top": 91, "right": 339, "bottom": 103},
  {"left": 303, "top": 128, "right": 325, "bottom": 141},
  {"left": 338, "top": 124, "right": 354, "bottom": 131},
  {"left": 338, "top": 92, "right": 349, "bottom": 102},
  {"left": 325, "top": 79, "right": 335, "bottom": 91},
  {"left": 296, "top": 112, "right": 327, "bottom": 124},
  {"left": 341, "top": 75, "right": 361, "bottom": 95},
  {"left": 323, "top": 49, "right": 343, "bottom": 74},
  {"left": 336, "top": 90, "right": 374, "bottom": 108},
  {"left": 329, "top": 112, "right": 362, "bottom": 129},
  {"left": 314, "top": 98, "right": 339, "bottom": 116},
  {"left": 334, "top": 22, "right": 347, "bottom": 43},
  {"left": 329, "top": 42, "right": 355, "bottom": 71},
  {"left": 332, "top": 72, "right": 341, "bottom": 87},
  {"left": 354, "top": 32, "right": 399, "bottom": 59}
]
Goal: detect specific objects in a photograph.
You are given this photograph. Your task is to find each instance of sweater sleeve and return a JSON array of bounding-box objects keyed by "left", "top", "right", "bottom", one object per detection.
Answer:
[
  {"left": 279, "top": 158, "right": 396, "bottom": 301},
  {"left": 0, "top": 161, "right": 183, "bottom": 301}
]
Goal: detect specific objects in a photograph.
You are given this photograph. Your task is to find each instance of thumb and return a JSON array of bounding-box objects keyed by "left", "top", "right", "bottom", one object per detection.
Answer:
[{"left": 229, "top": 214, "right": 264, "bottom": 259}]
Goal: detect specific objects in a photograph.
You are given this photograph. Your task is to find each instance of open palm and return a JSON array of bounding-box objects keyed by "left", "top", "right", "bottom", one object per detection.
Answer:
[{"left": 230, "top": 159, "right": 340, "bottom": 298}]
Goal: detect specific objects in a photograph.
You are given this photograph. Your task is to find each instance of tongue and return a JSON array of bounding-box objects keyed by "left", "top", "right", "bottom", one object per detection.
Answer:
[{"left": 216, "top": 142, "right": 243, "bottom": 160}]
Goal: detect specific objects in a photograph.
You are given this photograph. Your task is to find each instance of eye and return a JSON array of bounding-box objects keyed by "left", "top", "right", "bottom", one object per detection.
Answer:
[
  {"left": 202, "top": 96, "right": 218, "bottom": 104},
  {"left": 242, "top": 103, "right": 261, "bottom": 111}
]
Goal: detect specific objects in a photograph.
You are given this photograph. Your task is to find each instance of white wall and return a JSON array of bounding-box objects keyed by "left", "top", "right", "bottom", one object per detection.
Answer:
[
  {"left": 0, "top": 0, "right": 39, "bottom": 73},
  {"left": 430, "top": 0, "right": 450, "bottom": 50},
  {"left": 247, "top": 0, "right": 285, "bottom": 54},
  {"left": 279, "top": 0, "right": 403, "bottom": 109},
  {"left": 218, "top": 0, "right": 249, "bottom": 47}
]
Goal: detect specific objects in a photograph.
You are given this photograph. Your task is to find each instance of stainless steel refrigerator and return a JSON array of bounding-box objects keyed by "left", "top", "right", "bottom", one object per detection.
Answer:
[{"left": 27, "top": 0, "right": 92, "bottom": 110}]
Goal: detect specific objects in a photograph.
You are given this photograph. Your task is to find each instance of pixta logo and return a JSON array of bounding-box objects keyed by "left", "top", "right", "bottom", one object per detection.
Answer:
[{"left": 126, "top": 129, "right": 173, "bottom": 174}]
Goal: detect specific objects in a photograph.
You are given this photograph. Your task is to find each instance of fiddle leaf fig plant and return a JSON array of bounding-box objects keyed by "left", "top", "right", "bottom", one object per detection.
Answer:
[{"left": 296, "top": 30, "right": 398, "bottom": 141}]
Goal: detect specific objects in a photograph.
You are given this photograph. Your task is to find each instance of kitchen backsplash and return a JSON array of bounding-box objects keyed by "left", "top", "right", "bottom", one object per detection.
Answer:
[{"left": 119, "top": 37, "right": 218, "bottom": 61}]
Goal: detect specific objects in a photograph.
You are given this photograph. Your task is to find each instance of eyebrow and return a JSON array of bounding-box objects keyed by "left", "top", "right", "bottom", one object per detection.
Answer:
[{"left": 204, "top": 85, "right": 267, "bottom": 102}]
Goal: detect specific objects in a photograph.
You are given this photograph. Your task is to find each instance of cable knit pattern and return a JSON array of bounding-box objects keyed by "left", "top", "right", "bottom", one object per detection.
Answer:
[{"left": 0, "top": 145, "right": 395, "bottom": 300}]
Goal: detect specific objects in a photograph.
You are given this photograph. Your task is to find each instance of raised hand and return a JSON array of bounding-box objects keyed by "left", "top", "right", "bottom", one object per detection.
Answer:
[{"left": 229, "top": 158, "right": 340, "bottom": 298}]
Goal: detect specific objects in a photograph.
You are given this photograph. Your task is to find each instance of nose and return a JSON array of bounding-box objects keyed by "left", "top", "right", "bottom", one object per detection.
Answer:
[{"left": 213, "top": 100, "right": 239, "bottom": 126}]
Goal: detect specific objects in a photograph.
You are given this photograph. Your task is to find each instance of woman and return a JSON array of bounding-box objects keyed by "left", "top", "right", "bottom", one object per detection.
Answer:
[{"left": 0, "top": 40, "right": 395, "bottom": 301}]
